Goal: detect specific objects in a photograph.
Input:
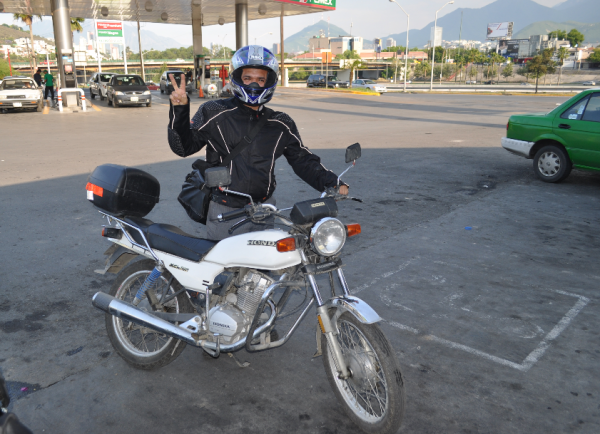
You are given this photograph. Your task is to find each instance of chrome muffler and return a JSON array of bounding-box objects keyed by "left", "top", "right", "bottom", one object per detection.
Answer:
[{"left": 92, "top": 292, "right": 276, "bottom": 352}]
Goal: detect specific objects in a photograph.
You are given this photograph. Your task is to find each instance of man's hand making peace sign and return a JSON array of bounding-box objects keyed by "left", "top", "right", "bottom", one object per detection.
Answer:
[{"left": 169, "top": 73, "right": 188, "bottom": 106}]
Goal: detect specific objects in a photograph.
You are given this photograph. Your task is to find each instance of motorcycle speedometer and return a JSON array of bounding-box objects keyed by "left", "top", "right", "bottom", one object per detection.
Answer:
[{"left": 310, "top": 218, "right": 346, "bottom": 257}]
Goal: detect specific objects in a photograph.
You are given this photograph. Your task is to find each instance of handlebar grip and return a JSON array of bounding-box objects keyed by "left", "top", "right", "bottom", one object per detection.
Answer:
[{"left": 218, "top": 207, "right": 248, "bottom": 221}]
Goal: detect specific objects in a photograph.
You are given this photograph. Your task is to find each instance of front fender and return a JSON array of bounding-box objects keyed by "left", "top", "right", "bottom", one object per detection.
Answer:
[{"left": 326, "top": 295, "right": 382, "bottom": 324}]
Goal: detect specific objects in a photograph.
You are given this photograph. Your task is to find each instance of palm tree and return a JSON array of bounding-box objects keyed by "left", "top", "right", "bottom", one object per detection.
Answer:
[
  {"left": 556, "top": 46, "right": 568, "bottom": 86},
  {"left": 70, "top": 17, "right": 85, "bottom": 37},
  {"left": 13, "top": 13, "right": 42, "bottom": 74},
  {"left": 347, "top": 58, "right": 366, "bottom": 87}
]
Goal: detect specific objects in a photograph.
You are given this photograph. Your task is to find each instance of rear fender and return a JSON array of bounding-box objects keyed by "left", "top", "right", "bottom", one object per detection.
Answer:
[
  {"left": 530, "top": 134, "right": 570, "bottom": 159},
  {"left": 94, "top": 244, "right": 139, "bottom": 275}
]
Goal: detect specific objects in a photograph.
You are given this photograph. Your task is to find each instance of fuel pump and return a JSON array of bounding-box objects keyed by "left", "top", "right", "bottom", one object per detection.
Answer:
[{"left": 60, "top": 49, "right": 77, "bottom": 88}]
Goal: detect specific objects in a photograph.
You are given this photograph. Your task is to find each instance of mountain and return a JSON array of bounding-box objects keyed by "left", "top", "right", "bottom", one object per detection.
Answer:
[
  {"left": 283, "top": 20, "right": 350, "bottom": 52},
  {"left": 513, "top": 21, "right": 600, "bottom": 44},
  {"left": 31, "top": 19, "right": 185, "bottom": 52},
  {"left": 0, "top": 24, "right": 54, "bottom": 45},
  {"left": 380, "top": 0, "right": 600, "bottom": 48}
]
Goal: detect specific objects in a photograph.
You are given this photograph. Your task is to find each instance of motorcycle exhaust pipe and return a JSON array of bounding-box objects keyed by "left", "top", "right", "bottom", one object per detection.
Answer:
[{"left": 92, "top": 292, "right": 277, "bottom": 352}]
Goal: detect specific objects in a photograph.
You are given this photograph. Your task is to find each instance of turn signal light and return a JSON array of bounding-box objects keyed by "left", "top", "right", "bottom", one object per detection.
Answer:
[
  {"left": 346, "top": 224, "right": 361, "bottom": 237},
  {"left": 101, "top": 227, "right": 122, "bottom": 239},
  {"left": 86, "top": 182, "right": 104, "bottom": 197},
  {"left": 276, "top": 237, "right": 296, "bottom": 252}
]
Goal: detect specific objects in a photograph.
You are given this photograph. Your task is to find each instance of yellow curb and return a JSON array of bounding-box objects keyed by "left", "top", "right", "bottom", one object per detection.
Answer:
[
  {"left": 348, "top": 90, "right": 381, "bottom": 96},
  {"left": 90, "top": 104, "right": 101, "bottom": 112}
]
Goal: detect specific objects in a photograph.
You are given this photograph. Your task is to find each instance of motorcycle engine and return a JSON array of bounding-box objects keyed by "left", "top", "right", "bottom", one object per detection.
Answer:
[{"left": 208, "top": 270, "right": 274, "bottom": 343}]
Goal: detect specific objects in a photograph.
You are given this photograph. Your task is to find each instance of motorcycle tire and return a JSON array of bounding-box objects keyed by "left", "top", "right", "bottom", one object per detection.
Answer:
[
  {"left": 105, "top": 259, "right": 194, "bottom": 370},
  {"left": 322, "top": 312, "right": 405, "bottom": 434}
]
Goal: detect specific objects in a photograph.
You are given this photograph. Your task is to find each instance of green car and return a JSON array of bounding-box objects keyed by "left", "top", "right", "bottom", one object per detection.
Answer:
[{"left": 502, "top": 88, "right": 600, "bottom": 182}]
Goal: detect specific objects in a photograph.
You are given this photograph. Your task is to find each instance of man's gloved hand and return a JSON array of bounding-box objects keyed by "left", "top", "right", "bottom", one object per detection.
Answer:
[{"left": 169, "top": 73, "right": 188, "bottom": 106}]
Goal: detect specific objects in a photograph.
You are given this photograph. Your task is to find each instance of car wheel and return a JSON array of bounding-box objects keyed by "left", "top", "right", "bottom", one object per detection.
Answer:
[
  {"left": 90, "top": 89, "right": 95, "bottom": 99},
  {"left": 146, "top": 101, "right": 152, "bottom": 107},
  {"left": 108, "top": 97, "right": 112, "bottom": 106},
  {"left": 36, "top": 101, "right": 43, "bottom": 112},
  {"left": 533, "top": 144, "right": 572, "bottom": 183},
  {"left": 100, "top": 92, "right": 105, "bottom": 101}
]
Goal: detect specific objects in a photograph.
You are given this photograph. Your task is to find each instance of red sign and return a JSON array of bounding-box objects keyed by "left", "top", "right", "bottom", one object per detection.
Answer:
[{"left": 96, "top": 22, "right": 122, "bottom": 31}]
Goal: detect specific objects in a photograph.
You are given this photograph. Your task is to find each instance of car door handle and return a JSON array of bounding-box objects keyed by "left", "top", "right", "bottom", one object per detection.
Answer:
[{"left": 558, "top": 124, "right": 571, "bottom": 129}]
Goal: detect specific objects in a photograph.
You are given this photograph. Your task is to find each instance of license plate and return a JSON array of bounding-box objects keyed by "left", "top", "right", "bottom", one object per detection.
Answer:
[
  {"left": 130, "top": 97, "right": 138, "bottom": 102},
  {"left": 13, "top": 102, "right": 22, "bottom": 107}
]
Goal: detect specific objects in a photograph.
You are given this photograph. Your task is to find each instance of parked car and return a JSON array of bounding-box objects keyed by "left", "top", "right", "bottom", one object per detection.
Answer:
[
  {"left": 582, "top": 81, "right": 596, "bottom": 86},
  {"left": 88, "top": 72, "right": 117, "bottom": 101},
  {"left": 106, "top": 74, "right": 152, "bottom": 107},
  {"left": 465, "top": 80, "right": 477, "bottom": 84},
  {"left": 159, "top": 70, "right": 194, "bottom": 94},
  {"left": 0, "top": 76, "right": 43, "bottom": 112},
  {"left": 501, "top": 88, "right": 600, "bottom": 182},
  {"left": 484, "top": 80, "right": 497, "bottom": 85},
  {"left": 520, "top": 82, "right": 532, "bottom": 86},
  {"left": 306, "top": 74, "right": 349, "bottom": 88},
  {"left": 351, "top": 79, "right": 387, "bottom": 93}
]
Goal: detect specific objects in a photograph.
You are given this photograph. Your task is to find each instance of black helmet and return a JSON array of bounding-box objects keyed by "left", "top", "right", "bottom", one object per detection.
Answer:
[{"left": 230, "top": 45, "right": 279, "bottom": 106}]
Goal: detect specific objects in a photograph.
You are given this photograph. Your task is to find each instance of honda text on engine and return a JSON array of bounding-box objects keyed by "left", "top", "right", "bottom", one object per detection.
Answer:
[{"left": 87, "top": 144, "right": 405, "bottom": 434}]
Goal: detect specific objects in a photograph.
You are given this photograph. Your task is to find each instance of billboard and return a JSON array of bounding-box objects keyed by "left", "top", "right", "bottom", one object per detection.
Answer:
[
  {"left": 96, "top": 21, "right": 124, "bottom": 45},
  {"left": 487, "top": 22, "right": 513, "bottom": 39},
  {"left": 274, "top": 0, "right": 336, "bottom": 10},
  {"left": 498, "top": 39, "right": 529, "bottom": 58}
]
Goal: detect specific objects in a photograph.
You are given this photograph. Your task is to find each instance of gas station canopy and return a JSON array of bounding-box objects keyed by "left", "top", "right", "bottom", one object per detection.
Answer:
[{"left": 0, "top": 0, "right": 336, "bottom": 26}]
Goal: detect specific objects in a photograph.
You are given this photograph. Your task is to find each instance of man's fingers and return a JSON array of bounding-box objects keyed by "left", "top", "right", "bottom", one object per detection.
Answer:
[{"left": 168, "top": 73, "right": 179, "bottom": 91}]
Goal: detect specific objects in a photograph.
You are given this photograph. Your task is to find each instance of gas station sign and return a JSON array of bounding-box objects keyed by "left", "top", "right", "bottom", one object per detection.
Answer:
[
  {"left": 96, "top": 21, "right": 125, "bottom": 45},
  {"left": 274, "top": 0, "right": 336, "bottom": 10}
]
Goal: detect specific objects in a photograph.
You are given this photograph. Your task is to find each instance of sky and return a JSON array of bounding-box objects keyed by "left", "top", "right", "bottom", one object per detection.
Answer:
[{"left": 0, "top": 0, "right": 566, "bottom": 50}]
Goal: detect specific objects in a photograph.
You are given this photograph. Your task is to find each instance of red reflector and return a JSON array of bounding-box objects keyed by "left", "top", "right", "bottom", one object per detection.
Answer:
[
  {"left": 86, "top": 182, "right": 104, "bottom": 197},
  {"left": 346, "top": 224, "right": 361, "bottom": 237},
  {"left": 276, "top": 237, "right": 296, "bottom": 252}
]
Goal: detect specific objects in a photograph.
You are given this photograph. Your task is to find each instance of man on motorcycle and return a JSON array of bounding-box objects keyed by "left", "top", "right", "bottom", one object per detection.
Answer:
[{"left": 167, "top": 45, "right": 348, "bottom": 240}]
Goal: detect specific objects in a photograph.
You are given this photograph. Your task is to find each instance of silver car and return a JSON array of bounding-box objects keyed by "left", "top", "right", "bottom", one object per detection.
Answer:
[
  {"left": 582, "top": 81, "right": 596, "bottom": 86},
  {"left": 352, "top": 79, "right": 387, "bottom": 92},
  {"left": 0, "top": 76, "right": 43, "bottom": 112},
  {"left": 89, "top": 72, "right": 117, "bottom": 101}
]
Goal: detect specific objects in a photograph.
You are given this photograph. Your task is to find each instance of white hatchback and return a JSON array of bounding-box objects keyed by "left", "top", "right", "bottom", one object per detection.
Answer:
[
  {"left": 352, "top": 79, "right": 387, "bottom": 93},
  {"left": 0, "top": 76, "right": 43, "bottom": 112}
]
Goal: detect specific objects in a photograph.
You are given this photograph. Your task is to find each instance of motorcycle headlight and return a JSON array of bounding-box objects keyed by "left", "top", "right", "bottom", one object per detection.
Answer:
[{"left": 310, "top": 218, "right": 346, "bottom": 257}]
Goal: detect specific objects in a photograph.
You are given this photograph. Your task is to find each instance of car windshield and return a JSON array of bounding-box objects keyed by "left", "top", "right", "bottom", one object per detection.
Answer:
[
  {"left": 113, "top": 76, "right": 144, "bottom": 86},
  {"left": 2, "top": 80, "right": 35, "bottom": 90},
  {"left": 100, "top": 74, "right": 114, "bottom": 82},
  {"left": 363, "top": 80, "right": 376, "bottom": 84},
  {"left": 328, "top": 76, "right": 337, "bottom": 81}
]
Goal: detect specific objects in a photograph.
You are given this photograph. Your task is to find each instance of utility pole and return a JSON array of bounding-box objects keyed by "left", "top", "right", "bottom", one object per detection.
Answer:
[
  {"left": 122, "top": 23, "right": 128, "bottom": 74},
  {"left": 137, "top": 17, "right": 145, "bottom": 81},
  {"left": 94, "top": 19, "right": 102, "bottom": 73},
  {"left": 280, "top": 4, "right": 285, "bottom": 87},
  {"left": 458, "top": 10, "right": 463, "bottom": 57}
]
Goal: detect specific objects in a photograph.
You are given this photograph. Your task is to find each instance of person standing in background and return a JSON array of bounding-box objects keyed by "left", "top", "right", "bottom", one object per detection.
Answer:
[
  {"left": 43, "top": 69, "right": 55, "bottom": 107},
  {"left": 33, "top": 69, "right": 42, "bottom": 87}
]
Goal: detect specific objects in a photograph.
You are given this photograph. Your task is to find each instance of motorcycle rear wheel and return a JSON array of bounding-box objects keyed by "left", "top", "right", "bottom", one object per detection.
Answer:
[
  {"left": 105, "top": 259, "right": 193, "bottom": 370},
  {"left": 322, "top": 312, "right": 405, "bottom": 434}
]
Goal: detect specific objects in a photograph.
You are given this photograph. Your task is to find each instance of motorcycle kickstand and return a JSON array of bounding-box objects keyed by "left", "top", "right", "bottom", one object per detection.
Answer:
[{"left": 227, "top": 353, "right": 250, "bottom": 368}]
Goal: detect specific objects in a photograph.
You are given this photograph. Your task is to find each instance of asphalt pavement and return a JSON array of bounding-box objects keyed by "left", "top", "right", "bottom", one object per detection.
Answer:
[{"left": 1, "top": 89, "right": 599, "bottom": 433}]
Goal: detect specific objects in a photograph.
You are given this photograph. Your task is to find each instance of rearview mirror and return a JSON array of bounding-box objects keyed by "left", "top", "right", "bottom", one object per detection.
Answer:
[
  {"left": 345, "top": 143, "right": 361, "bottom": 163},
  {"left": 205, "top": 167, "right": 231, "bottom": 188}
]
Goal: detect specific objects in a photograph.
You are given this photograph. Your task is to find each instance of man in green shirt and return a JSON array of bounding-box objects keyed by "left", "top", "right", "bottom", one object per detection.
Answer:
[{"left": 43, "top": 70, "right": 55, "bottom": 106}]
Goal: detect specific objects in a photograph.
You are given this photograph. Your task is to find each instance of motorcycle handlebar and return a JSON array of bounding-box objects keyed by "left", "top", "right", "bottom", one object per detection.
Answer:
[{"left": 218, "top": 207, "right": 248, "bottom": 221}]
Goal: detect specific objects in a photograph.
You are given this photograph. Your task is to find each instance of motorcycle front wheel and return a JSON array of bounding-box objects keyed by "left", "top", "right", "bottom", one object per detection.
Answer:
[
  {"left": 322, "top": 312, "right": 405, "bottom": 434},
  {"left": 105, "top": 259, "right": 193, "bottom": 370}
]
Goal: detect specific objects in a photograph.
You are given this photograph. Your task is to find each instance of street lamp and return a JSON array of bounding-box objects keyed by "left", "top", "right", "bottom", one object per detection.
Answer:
[
  {"left": 430, "top": 1, "right": 454, "bottom": 91},
  {"left": 254, "top": 32, "right": 273, "bottom": 45},
  {"left": 388, "top": 0, "right": 410, "bottom": 93}
]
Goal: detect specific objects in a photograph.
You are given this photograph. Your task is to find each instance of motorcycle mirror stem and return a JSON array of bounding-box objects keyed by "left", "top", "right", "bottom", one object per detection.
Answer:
[{"left": 337, "top": 160, "right": 356, "bottom": 187}]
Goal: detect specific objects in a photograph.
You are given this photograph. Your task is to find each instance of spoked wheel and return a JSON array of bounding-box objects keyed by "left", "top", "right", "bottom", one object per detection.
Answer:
[
  {"left": 322, "top": 313, "right": 405, "bottom": 434},
  {"left": 105, "top": 259, "right": 193, "bottom": 370}
]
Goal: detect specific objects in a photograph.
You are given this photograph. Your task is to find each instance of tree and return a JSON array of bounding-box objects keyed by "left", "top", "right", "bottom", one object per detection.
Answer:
[
  {"left": 556, "top": 46, "right": 569, "bottom": 85},
  {"left": 548, "top": 30, "right": 567, "bottom": 40},
  {"left": 413, "top": 61, "right": 431, "bottom": 79},
  {"left": 567, "top": 29, "right": 584, "bottom": 47},
  {"left": 0, "top": 58, "right": 10, "bottom": 79},
  {"left": 526, "top": 50, "right": 556, "bottom": 93},
  {"left": 338, "top": 50, "right": 361, "bottom": 60},
  {"left": 344, "top": 58, "right": 366, "bottom": 86},
  {"left": 13, "top": 13, "right": 42, "bottom": 74},
  {"left": 501, "top": 62, "right": 513, "bottom": 82},
  {"left": 70, "top": 17, "right": 85, "bottom": 34},
  {"left": 589, "top": 47, "right": 600, "bottom": 65}
]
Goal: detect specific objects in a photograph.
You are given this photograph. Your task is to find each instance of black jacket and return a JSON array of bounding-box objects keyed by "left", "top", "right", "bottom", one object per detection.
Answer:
[{"left": 168, "top": 97, "right": 343, "bottom": 207}]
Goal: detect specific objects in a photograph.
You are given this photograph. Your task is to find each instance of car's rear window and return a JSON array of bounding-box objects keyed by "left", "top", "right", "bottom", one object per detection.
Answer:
[
  {"left": 560, "top": 96, "right": 590, "bottom": 121},
  {"left": 113, "top": 76, "right": 144, "bottom": 86},
  {"left": 2, "top": 80, "right": 35, "bottom": 90},
  {"left": 582, "top": 94, "right": 600, "bottom": 123}
]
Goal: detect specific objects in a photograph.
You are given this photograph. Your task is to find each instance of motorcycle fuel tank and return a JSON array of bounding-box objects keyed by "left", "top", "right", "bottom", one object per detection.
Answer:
[{"left": 203, "top": 229, "right": 301, "bottom": 270}]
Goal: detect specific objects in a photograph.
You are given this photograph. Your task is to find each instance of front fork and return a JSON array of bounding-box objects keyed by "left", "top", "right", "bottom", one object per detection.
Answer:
[{"left": 301, "top": 252, "right": 351, "bottom": 379}]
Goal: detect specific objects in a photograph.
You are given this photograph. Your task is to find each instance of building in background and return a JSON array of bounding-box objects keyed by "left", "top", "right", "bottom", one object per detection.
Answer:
[
  {"left": 385, "top": 38, "right": 396, "bottom": 49},
  {"left": 272, "top": 43, "right": 280, "bottom": 54}
]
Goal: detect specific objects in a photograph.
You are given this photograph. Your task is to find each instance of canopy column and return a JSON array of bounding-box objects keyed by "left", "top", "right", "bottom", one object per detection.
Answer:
[
  {"left": 235, "top": 0, "right": 248, "bottom": 49},
  {"left": 192, "top": 3, "right": 204, "bottom": 91}
]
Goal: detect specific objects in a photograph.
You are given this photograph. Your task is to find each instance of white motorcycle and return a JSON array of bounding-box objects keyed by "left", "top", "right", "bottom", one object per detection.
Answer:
[{"left": 89, "top": 144, "right": 405, "bottom": 434}]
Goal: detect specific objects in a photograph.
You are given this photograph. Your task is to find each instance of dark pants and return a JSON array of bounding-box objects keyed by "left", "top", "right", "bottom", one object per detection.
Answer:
[{"left": 44, "top": 86, "right": 55, "bottom": 101}]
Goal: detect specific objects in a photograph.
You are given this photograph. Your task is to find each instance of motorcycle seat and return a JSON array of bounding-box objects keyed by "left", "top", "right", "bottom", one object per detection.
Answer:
[{"left": 123, "top": 217, "right": 217, "bottom": 262}]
